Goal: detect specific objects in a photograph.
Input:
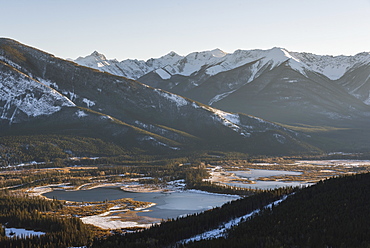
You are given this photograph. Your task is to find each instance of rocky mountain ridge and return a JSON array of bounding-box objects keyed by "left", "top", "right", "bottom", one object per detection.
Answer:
[
  {"left": 75, "top": 47, "right": 370, "bottom": 83},
  {"left": 0, "top": 38, "right": 314, "bottom": 155},
  {"left": 75, "top": 47, "right": 370, "bottom": 126}
]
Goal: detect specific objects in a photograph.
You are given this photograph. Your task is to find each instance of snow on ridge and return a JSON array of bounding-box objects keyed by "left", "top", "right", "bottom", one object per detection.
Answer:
[
  {"left": 208, "top": 90, "right": 236, "bottom": 105},
  {"left": 290, "top": 51, "right": 370, "bottom": 80},
  {"left": 171, "top": 49, "right": 227, "bottom": 76},
  {"left": 0, "top": 71, "right": 75, "bottom": 121},
  {"left": 38, "top": 79, "right": 59, "bottom": 89},
  {"left": 154, "top": 89, "right": 188, "bottom": 107},
  {"left": 75, "top": 51, "right": 111, "bottom": 68},
  {"left": 74, "top": 48, "right": 370, "bottom": 81},
  {"left": 209, "top": 48, "right": 228, "bottom": 58},
  {"left": 201, "top": 47, "right": 307, "bottom": 77},
  {"left": 147, "top": 51, "right": 183, "bottom": 69},
  {"left": 140, "top": 136, "right": 180, "bottom": 150},
  {"left": 212, "top": 108, "right": 241, "bottom": 125},
  {"left": 206, "top": 107, "right": 251, "bottom": 137}
]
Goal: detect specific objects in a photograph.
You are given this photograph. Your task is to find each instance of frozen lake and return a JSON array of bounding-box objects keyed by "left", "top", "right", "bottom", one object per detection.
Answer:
[
  {"left": 226, "top": 169, "right": 311, "bottom": 189},
  {"left": 43, "top": 187, "right": 239, "bottom": 219}
]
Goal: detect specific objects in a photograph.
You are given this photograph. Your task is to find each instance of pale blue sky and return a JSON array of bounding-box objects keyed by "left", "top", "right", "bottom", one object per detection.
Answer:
[{"left": 2, "top": 0, "right": 370, "bottom": 60}]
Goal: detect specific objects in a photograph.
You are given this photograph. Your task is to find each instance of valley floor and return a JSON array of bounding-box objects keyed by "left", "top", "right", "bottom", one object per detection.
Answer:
[{"left": 11, "top": 158, "right": 368, "bottom": 231}]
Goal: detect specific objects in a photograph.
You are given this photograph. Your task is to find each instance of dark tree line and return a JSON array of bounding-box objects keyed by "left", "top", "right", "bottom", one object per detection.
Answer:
[
  {"left": 91, "top": 187, "right": 296, "bottom": 248},
  {"left": 187, "top": 172, "right": 370, "bottom": 248},
  {"left": 0, "top": 191, "right": 93, "bottom": 248}
]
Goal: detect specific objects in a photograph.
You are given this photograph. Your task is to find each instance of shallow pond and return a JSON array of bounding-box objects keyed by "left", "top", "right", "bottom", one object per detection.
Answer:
[
  {"left": 43, "top": 188, "right": 239, "bottom": 219},
  {"left": 226, "top": 169, "right": 311, "bottom": 189}
]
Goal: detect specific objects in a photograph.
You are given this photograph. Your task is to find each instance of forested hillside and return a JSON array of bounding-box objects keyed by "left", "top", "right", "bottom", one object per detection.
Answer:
[
  {"left": 187, "top": 173, "right": 370, "bottom": 248},
  {"left": 0, "top": 191, "right": 93, "bottom": 248},
  {"left": 91, "top": 173, "right": 370, "bottom": 248},
  {"left": 91, "top": 187, "right": 296, "bottom": 248}
]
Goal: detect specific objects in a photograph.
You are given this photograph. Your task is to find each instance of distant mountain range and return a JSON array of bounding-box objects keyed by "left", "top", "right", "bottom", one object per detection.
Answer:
[
  {"left": 0, "top": 38, "right": 315, "bottom": 156},
  {"left": 75, "top": 48, "right": 370, "bottom": 125}
]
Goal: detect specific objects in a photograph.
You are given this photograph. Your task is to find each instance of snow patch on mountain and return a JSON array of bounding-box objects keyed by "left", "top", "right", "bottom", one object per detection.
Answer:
[
  {"left": 76, "top": 110, "right": 88, "bottom": 118},
  {"left": 209, "top": 90, "right": 236, "bottom": 105},
  {"left": 181, "top": 194, "right": 290, "bottom": 244},
  {"left": 75, "top": 51, "right": 112, "bottom": 69},
  {"left": 171, "top": 50, "right": 226, "bottom": 76},
  {"left": 291, "top": 51, "right": 370, "bottom": 80},
  {"left": 273, "top": 133, "right": 286, "bottom": 144},
  {"left": 115, "top": 59, "right": 150, "bottom": 79},
  {"left": 154, "top": 89, "right": 188, "bottom": 107},
  {"left": 0, "top": 56, "right": 28, "bottom": 74},
  {"left": 100, "top": 115, "right": 113, "bottom": 121},
  {"left": 364, "top": 93, "right": 370, "bottom": 105},
  {"left": 206, "top": 107, "right": 251, "bottom": 137},
  {"left": 0, "top": 68, "right": 75, "bottom": 122},
  {"left": 213, "top": 109, "right": 241, "bottom": 125},
  {"left": 140, "top": 136, "right": 180, "bottom": 150},
  {"left": 82, "top": 98, "right": 95, "bottom": 108},
  {"left": 146, "top": 51, "right": 183, "bottom": 69},
  {"left": 62, "top": 91, "right": 78, "bottom": 101},
  {"left": 205, "top": 64, "right": 226, "bottom": 76},
  {"left": 155, "top": 68, "right": 171, "bottom": 79}
]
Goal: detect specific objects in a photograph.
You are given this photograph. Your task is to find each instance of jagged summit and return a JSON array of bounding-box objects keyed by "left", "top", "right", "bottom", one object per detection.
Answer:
[
  {"left": 74, "top": 47, "right": 370, "bottom": 81},
  {"left": 72, "top": 46, "right": 370, "bottom": 124},
  {"left": 209, "top": 48, "right": 227, "bottom": 57},
  {"left": 91, "top": 50, "right": 106, "bottom": 58},
  {"left": 166, "top": 51, "right": 179, "bottom": 57},
  {"left": 76, "top": 50, "right": 107, "bottom": 62}
]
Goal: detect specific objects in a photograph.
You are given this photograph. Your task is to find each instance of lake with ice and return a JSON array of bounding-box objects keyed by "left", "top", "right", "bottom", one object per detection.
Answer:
[
  {"left": 43, "top": 187, "right": 239, "bottom": 219},
  {"left": 4, "top": 227, "right": 45, "bottom": 238},
  {"left": 225, "top": 169, "right": 311, "bottom": 189}
]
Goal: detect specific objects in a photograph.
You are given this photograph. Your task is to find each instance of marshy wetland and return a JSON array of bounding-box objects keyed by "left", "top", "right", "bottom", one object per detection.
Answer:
[{"left": 1, "top": 157, "right": 369, "bottom": 232}]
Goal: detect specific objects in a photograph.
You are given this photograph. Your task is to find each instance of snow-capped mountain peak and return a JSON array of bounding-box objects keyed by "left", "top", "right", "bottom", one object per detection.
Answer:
[
  {"left": 74, "top": 47, "right": 370, "bottom": 82},
  {"left": 146, "top": 51, "right": 183, "bottom": 69},
  {"left": 75, "top": 51, "right": 113, "bottom": 68},
  {"left": 167, "top": 51, "right": 180, "bottom": 57},
  {"left": 91, "top": 51, "right": 106, "bottom": 60},
  {"left": 210, "top": 48, "right": 227, "bottom": 58},
  {"left": 290, "top": 51, "right": 370, "bottom": 80},
  {"left": 263, "top": 47, "right": 308, "bottom": 76}
]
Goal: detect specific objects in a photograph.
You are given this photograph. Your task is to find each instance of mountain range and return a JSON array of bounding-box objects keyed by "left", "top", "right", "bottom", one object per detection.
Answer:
[
  {"left": 75, "top": 47, "right": 370, "bottom": 122},
  {"left": 0, "top": 38, "right": 315, "bottom": 157},
  {"left": 75, "top": 47, "right": 370, "bottom": 151}
]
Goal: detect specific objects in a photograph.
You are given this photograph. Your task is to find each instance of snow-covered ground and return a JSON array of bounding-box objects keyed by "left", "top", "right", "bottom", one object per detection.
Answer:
[
  {"left": 296, "top": 159, "right": 370, "bottom": 167},
  {"left": 80, "top": 203, "right": 157, "bottom": 229},
  {"left": 34, "top": 178, "right": 238, "bottom": 230},
  {"left": 26, "top": 183, "right": 70, "bottom": 197},
  {"left": 181, "top": 195, "right": 290, "bottom": 244}
]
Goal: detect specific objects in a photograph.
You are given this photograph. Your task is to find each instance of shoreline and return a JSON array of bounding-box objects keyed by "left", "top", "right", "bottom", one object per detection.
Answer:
[{"left": 25, "top": 182, "right": 174, "bottom": 230}]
